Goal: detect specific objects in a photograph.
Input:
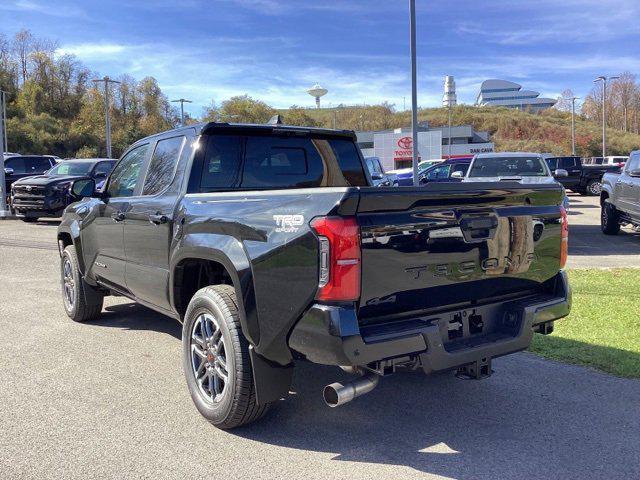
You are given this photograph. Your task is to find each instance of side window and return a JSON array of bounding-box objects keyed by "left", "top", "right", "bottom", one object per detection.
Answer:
[
  {"left": 452, "top": 163, "right": 469, "bottom": 175},
  {"left": 142, "top": 136, "right": 185, "bottom": 196},
  {"left": 199, "top": 135, "right": 243, "bottom": 190},
  {"left": 241, "top": 136, "right": 323, "bottom": 189},
  {"left": 107, "top": 144, "right": 148, "bottom": 198},
  {"left": 93, "top": 161, "right": 114, "bottom": 178},
  {"left": 426, "top": 165, "right": 450, "bottom": 180},
  {"left": 561, "top": 158, "right": 576, "bottom": 169},
  {"left": 5, "top": 157, "right": 25, "bottom": 173},
  {"left": 329, "top": 139, "right": 368, "bottom": 186},
  {"left": 25, "top": 157, "right": 52, "bottom": 172},
  {"left": 627, "top": 153, "right": 640, "bottom": 172},
  {"left": 546, "top": 158, "right": 558, "bottom": 170}
]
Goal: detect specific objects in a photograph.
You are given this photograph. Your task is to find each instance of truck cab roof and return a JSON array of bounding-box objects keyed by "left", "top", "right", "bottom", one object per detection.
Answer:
[{"left": 133, "top": 122, "right": 357, "bottom": 146}]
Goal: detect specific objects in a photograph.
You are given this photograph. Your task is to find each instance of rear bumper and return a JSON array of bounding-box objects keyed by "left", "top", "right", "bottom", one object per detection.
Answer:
[{"left": 289, "top": 271, "right": 571, "bottom": 373}]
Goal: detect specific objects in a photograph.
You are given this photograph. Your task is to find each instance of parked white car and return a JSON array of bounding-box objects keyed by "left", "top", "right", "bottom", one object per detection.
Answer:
[
  {"left": 583, "top": 156, "right": 628, "bottom": 168},
  {"left": 460, "top": 152, "right": 570, "bottom": 209}
]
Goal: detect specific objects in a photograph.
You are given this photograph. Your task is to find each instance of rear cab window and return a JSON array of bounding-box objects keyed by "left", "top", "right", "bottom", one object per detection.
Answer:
[
  {"left": 189, "top": 132, "right": 368, "bottom": 192},
  {"left": 142, "top": 135, "right": 185, "bottom": 195}
]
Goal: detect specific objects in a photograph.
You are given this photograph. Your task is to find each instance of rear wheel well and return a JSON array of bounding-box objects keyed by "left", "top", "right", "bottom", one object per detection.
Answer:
[
  {"left": 57, "top": 232, "right": 73, "bottom": 254},
  {"left": 173, "top": 258, "right": 234, "bottom": 319}
]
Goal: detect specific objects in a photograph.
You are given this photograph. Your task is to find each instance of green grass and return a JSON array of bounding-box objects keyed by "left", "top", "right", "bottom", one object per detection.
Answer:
[{"left": 530, "top": 269, "right": 640, "bottom": 378}]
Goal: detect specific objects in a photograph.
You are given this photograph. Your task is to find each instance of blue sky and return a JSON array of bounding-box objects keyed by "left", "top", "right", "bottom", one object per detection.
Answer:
[{"left": 2, "top": 0, "right": 639, "bottom": 117}]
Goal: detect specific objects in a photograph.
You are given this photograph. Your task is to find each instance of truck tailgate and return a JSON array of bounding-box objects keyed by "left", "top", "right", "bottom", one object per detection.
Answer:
[{"left": 355, "top": 182, "right": 564, "bottom": 322}]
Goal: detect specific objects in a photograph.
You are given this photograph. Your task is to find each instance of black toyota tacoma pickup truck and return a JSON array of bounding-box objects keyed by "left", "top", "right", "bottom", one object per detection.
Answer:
[{"left": 57, "top": 122, "right": 571, "bottom": 428}]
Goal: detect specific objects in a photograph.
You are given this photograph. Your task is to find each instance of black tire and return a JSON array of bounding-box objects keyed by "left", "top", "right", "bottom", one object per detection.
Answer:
[
  {"left": 601, "top": 202, "right": 620, "bottom": 235},
  {"left": 61, "top": 246, "right": 104, "bottom": 322},
  {"left": 21, "top": 217, "right": 38, "bottom": 223},
  {"left": 182, "top": 285, "right": 270, "bottom": 429},
  {"left": 586, "top": 179, "right": 602, "bottom": 196}
]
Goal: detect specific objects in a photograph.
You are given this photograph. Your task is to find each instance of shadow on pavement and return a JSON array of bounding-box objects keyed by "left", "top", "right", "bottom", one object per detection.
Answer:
[
  {"left": 234, "top": 356, "right": 640, "bottom": 479},
  {"left": 569, "top": 224, "right": 640, "bottom": 256},
  {"left": 84, "top": 301, "right": 640, "bottom": 478},
  {"left": 89, "top": 302, "right": 182, "bottom": 339}
]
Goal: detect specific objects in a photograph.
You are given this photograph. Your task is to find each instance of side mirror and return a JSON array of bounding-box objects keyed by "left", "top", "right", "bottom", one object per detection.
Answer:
[
  {"left": 4, "top": 167, "right": 14, "bottom": 176},
  {"left": 554, "top": 169, "right": 569, "bottom": 178},
  {"left": 451, "top": 170, "right": 464, "bottom": 179},
  {"left": 629, "top": 168, "right": 640, "bottom": 178},
  {"left": 71, "top": 178, "right": 96, "bottom": 198},
  {"left": 371, "top": 172, "right": 384, "bottom": 180}
]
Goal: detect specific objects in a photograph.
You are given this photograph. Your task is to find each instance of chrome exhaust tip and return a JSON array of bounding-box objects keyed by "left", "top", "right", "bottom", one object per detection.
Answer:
[{"left": 323, "top": 372, "right": 379, "bottom": 407}]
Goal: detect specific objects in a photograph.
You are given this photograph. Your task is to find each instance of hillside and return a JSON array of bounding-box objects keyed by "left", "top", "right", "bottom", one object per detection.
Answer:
[{"left": 277, "top": 105, "right": 640, "bottom": 157}]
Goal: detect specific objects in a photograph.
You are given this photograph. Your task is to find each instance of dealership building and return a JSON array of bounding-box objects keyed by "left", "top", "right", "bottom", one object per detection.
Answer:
[
  {"left": 357, "top": 123, "right": 494, "bottom": 171},
  {"left": 475, "top": 79, "right": 557, "bottom": 112}
]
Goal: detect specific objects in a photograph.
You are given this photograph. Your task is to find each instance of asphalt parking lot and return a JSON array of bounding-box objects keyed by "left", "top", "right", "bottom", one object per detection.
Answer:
[
  {"left": 566, "top": 194, "right": 640, "bottom": 268},
  {"left": 1, "top": 194, "right": 639, "bottom": 480}
]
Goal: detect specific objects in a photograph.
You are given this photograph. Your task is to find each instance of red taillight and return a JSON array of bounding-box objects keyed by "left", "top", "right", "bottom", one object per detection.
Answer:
[
  {"left": 310, "top": 216, "right": 361, "bottom": 302},
  {"left": 560, "top": 206, "right": 568, "bottom": 269}
]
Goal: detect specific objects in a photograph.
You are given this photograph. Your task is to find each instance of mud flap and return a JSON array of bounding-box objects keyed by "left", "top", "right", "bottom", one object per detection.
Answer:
[{"left": 249, "top": 346, "right": 294, "bottom": 405}]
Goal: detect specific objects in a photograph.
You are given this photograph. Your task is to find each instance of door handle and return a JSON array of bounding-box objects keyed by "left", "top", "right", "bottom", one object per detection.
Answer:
[
  {"left": 149, "top": 213, "right": 169, "bottom": 225},
  {"left": 111, "top": 211, "right": 125, "bottom": 222}
]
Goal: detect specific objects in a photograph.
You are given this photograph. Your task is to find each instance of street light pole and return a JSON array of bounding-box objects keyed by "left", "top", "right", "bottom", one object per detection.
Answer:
[
  {"left": 92, "top": 76, "right": 121, "bottom": 158},
  {"left": 171, "top": 98, "right": 192, "bottom": 127},
  {"left": 409, "top": 0, "right": 419, "bottom": 187},
  {"left": 0, "top": 90, "right": 10, "bottom": 218},
  {"left": 448, "top": 102, "right": 452, "bottom": 158},
  {"left": 565, "top": 96, "right": 580, "bottom": 156},
  {"left": 594, "top": 76, "right": 618, "bottom": 158}
]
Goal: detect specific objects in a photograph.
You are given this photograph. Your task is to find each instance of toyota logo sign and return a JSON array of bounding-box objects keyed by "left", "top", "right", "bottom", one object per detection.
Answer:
[{"left": 397, "top": 136, "right": 413, "bottom": 149}]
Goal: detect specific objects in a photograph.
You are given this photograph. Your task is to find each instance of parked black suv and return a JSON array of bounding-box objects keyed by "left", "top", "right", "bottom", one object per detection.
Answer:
[
  {"left": 58, "top": 122, "right": 571, "bottom": 428},
  {"left": 11, "top": 158, "right": 115, "bottom": 221},
  {"left": 3, "top": 155, "right": 58, "bottom": 194}
]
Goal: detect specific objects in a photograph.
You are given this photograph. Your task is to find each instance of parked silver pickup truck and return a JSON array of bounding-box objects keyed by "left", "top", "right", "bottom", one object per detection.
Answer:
[{"left": 600, "top": 150, "right": 640, "bottom": 234}]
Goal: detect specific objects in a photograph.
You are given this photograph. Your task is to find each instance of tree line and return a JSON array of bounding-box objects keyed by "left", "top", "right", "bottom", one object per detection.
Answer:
[
  {"left": 0, "top": 29, "right": 178, "bottom": 158},
  {"left": 1, "top": 29, "right": 638, "bottom": 159},
  {"left": 577, "top": 72, "right": 640, "bottom": 134}
]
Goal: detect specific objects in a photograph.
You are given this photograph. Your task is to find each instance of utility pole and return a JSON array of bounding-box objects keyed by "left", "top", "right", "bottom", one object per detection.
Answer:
[
  {"left": 92, "top": 76, "right": 121, "bottom": 158},
  {"left": 172, "top": 98, "right": 192, "bottom": 127},
  {"left": 565, "top": 96, "right": 580, "bottom": 156},
  {"left": 594, "top": 76, "right": 618, "bottom": 158},
  {"left": 448, "top": 103, "right": 452, "bottom": 158},
  {"left": 409, "top": 0, "right": 419, "bottom": 187},
  {"left": 0, "top": 90, "right": 10, "bottom": 218}
]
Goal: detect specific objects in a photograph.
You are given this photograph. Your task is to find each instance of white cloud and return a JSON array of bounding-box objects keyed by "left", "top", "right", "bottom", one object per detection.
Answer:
[
  {"left": 0, "top": 0, "right": 84, "bottom": 18},
  {"left": 56, "top": 44, "right": 130, "bottom": 59}
]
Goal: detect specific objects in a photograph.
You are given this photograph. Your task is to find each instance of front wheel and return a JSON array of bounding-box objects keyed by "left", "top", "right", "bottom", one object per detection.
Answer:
[
  {"left": 61, "top": 246, "right": 104, "bottom": 322},
  {"left": 601, "top": 202, "right": 620, "bottom": 235},
  {"left": 586, "top": 179, "right": 603, "bottom": 196},
  {"left": 182, "top": 285, "right": 270, "bottom": 429}
]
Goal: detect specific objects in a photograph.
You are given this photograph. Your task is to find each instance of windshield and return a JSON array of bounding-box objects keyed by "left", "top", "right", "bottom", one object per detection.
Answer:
[
  {"left": 468, "top": 156, "right": 547, "bottom": 177},
  {"left": 418, "top": 160, "right": 439, "bottom": 172},
  {"left": 47, "top": 162, "right": 94, "bottom": 176}
]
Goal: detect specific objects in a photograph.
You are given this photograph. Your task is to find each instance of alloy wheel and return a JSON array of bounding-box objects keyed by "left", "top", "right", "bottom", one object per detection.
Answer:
[
  {"left": 589, "top": 181, "right": 602, "bottom": 195},
  {"left": 62, "top": 257, "right": 75, "bottom": 310},
  {"left": 190, "top": 313, "right": 229, "bottom": 404}
]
